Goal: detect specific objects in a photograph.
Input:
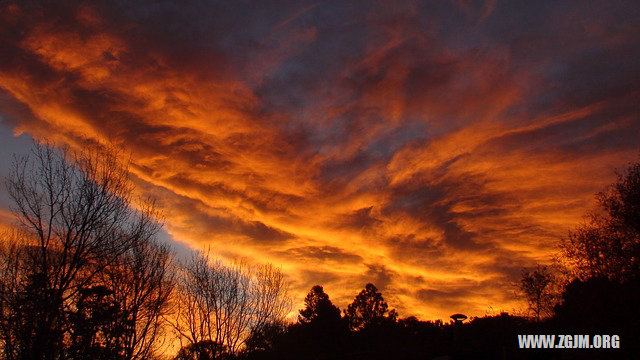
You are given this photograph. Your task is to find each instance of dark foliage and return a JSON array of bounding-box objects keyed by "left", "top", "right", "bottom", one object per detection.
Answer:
[
  {"left": 560, "top": 160, "right": 640, "bottom": 281},
  {"left": 343, "top": 283, "right": 398, "bottom": 331},
  {"left": 67, "top": 286, "right": 129, "bottom": 359},
  {"left": 174, "top": 340, "right": 232, "bottom": 360},
  {"left": 552, "top": 277, "right": 640, "bottom": 355},
  {"left": 244, "top": 322, "right": 288, "bottom": 354},
  {"left": 298, "top": 285, "right": 341, "bottom": 325}
]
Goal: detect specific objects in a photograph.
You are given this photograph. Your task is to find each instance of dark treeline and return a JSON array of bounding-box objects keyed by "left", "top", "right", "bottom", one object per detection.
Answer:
[
  {"left": 236, "top": 280, "right": 640, "bottom": 360},
  {"left": 0, "top": 142, "right": 639, "bottom": 359}
]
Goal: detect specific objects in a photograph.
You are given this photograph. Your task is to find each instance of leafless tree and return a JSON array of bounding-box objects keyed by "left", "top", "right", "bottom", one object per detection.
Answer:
[
  {"left": 0, "top": 229, "right": 30, "bottom": 359},
  {"left": 100, "top": 234, "right": 175, "bottom": 359},
  {"left": 170, "top": 250, "right": 290, "bottom": 355},
  {"left": 0, "top": 141, "right": 172, "bottom": 360}
]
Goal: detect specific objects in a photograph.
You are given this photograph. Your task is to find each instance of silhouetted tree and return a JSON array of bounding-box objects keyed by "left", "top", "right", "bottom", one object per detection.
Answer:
[
  {"left": 174, "top": 340, "right": 232, "bottom": 360},
  {"left": 293, "top": 285, "right": 347, "bottom": 350},
  {"left": 555, "top": 277, "right": 636, "bottom": 328},
  {"left": 67, "top": 286, "right": 128, "bottom": 359},
  {"left": 560, "top": 159, "right": 640, "bottom": 281},
  {"left": 298, "top": 285, "right": 341, "bottom": 325},
  {"left": 243, "top": 321, "right": 287, "bottom": 354},
  {"left": 518, "top": 265, "right": 558, "bottom": 321},
  {"left": 344, "top": 283, "right": 397, "bottom": 331},
  {"left": 0, "top": 242, "right": 64, "bottom": 360},
  {"left": 552, "top": 159, "right": 640, "bottom": 356},
  {"left": 240, "top": 286, "right": 349, "bottom": 360},
  {"left": 101, "top": 235, "right": 175, "bottom": 359},
  {"left": 171, "top": 250, "right": 290, "bottom": 356},
  {"left": 0, "top": 142, "right": 170, "bottom": 360}
]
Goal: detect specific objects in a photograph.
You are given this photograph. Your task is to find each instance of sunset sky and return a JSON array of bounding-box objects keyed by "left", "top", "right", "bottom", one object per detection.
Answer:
[{"left": 1, "top": 0, "right": 639, "bottom": 321}]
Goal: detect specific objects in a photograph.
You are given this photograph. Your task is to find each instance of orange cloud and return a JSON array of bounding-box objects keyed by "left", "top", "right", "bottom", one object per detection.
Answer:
[{"left": 1, "top": 0, "right": 639, "bottom": 321}]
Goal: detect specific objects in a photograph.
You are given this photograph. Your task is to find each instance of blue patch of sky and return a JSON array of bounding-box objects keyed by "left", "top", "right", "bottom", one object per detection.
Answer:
[{"left": 0, "top": 118, "right": 34, "bottom": 210}]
